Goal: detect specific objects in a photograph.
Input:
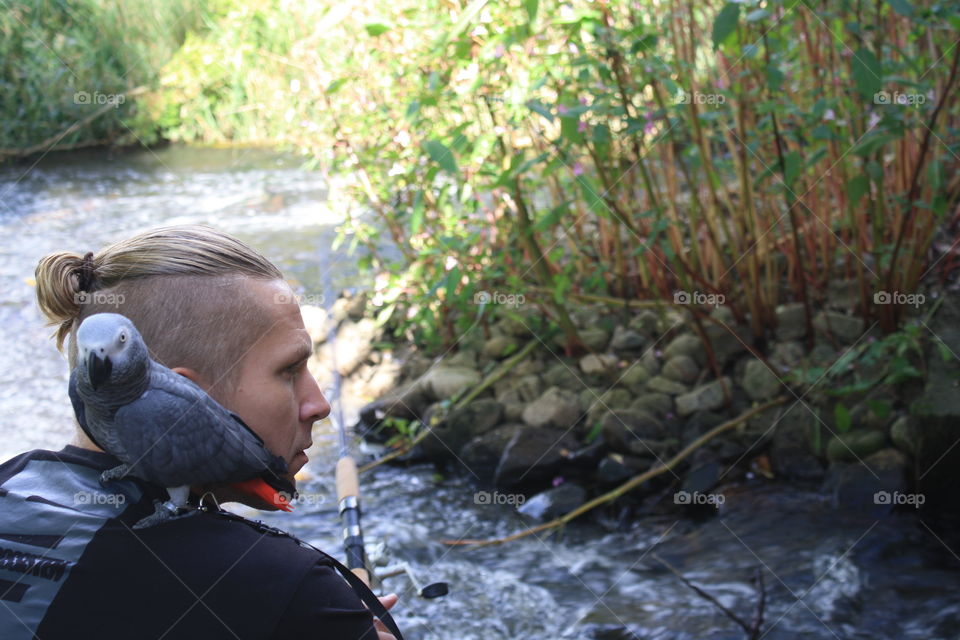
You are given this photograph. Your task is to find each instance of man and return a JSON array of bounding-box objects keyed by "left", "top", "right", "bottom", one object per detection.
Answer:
[{"left": 0, "top": 224, "right": 400, "bottom": 639}]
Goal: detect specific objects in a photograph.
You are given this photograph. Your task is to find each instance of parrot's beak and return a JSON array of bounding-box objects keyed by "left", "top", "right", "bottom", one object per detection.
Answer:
[{"left": 87, "top": 352, "right": 113, "bottom": 390}]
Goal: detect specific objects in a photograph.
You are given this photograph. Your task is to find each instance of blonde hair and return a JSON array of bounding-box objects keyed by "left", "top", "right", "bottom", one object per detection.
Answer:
[{"left": 34, "top": 224, "right": 285, "bottom": 397}]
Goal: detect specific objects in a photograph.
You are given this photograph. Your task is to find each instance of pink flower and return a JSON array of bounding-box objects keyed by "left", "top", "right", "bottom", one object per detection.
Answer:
[
  {"left": 552, "top": 476, "right": 565, "bottom": 487},
  {"left": 558, "top": 104, "right": 570, "bottom": 116},
  {"left": 644, "top": 110, "right": 655, "bottom": 134},
  {"left": 494, "top": 44, "right": 505, "bottom": 59},
  {"left": 572, "top": 162, "right": 584, "bottom": 176},
  {"left": 577, "top": 120, "right": 588, "bottom": 133}
]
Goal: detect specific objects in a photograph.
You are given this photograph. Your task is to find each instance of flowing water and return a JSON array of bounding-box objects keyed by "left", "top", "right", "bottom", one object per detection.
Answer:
[{"left": 1, "top": 147, "right": 957, "bottom": 640}]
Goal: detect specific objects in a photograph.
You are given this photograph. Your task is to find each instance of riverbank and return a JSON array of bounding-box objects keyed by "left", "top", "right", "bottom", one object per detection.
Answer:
[{"left": 303, "top": 287, "right": 960, "bottom": 530}]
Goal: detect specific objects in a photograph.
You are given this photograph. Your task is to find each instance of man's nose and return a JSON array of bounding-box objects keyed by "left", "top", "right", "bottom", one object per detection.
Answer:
[{"left": 301, "top": 371, "right": 331, "bottom": 423}]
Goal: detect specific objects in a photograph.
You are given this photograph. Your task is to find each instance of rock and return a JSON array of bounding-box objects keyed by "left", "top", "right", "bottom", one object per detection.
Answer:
[
  {"left": 446, "top": 349, "right": 478, "bottom": 369},
  {"left": 703, "top": 322, "right": 749, "bottom": 365},
  {"left": 646, "top": 376, "right": 689, "bottom": 395},
  {"left": 582, "top": 388, "right": 632, "bottom": 427},
  {"left": 400, "top": 354, "right": 432, "bottom": 381},
  {"left": 769, "top": 404, "right": 823, "bottom": 480},
  {"left": 619, "top": 364, "right": 651, "bottom": 392},
  {"left": 610, "top": 326, "right": 646, "bottom": 352},
  {"left": 421, "top": 399, "right": 504, "bottom": 459},
  {"left": 460, "top": 424, "right": 524, "bottom": 484},
  {"left": 333, "top": 318, "right": 379, "bottom": 375},
  {"left": 494, "top": 427, "right": 579, "bottom": 488},
  {"left": 421, "top": 366, "right": 482, "bottom": 401},
  {"left": 663, "top": 334, "right": 703, "bottom": 364},
  {"left": 630, "top": 393, "right": 673, "bottom": 418},
  {"left": 630, "top": 310, "right": 659, "bottom": 337},
  {"left": 627, "top": 438, "right": 677, "bottom": 459},
  {"left": 580, "top": 353, "right": 618, "bottom": 376},
  {"left": 743, "top": 359, "right": 782, "bottom": 400},
  {"left": 345, "top": 291, "right": 368, "bottom": 320},
  {"left": 676, "top": 377, "right": 731, "bottom": 416},
  {"left": 600, "top": 409, "right": 664, "bottom": 454},
  {"left": 680, "top": 462, "right": 721, "bottom": 495},
  {"left": 776, "top": 303, "right": 807, "bottom": 341},
  {"left": 813, "top": 311, "right": 865, "bottom": 345},
  {"left": 514, "top": 358, "right": 544, "bottom": 376},
  {"left": 889, "top": 415, "right": 919, "bottom": 456},
  {"left": 661, "top": 355, "right": 700, "bottom": 384},
  {"left": 517, "top": 483, "right": 587, "bottom": 520},
  {"left": 826, "top": 278, "right": 859, "bottom": 311},
  {"left": 640, "top": 349, "right": 660, "bottom": 375},
  {"left": 826, "top": 429, "right": 888, "bottom": 462},
  {"left": 522, "top": 387, "right": 582, "bottom": 430},
  {"left": 579, "top": 328, "right": 611, "bottom": 352},
  {"left": 360, "top": 380, "right": 430, "bottom": 422},
  {"left": 823, "top": 448, "right": 909, "bottom": 515},
  {"left": 495, "top": 374, "right": 542, "bottom": 404},
  {"left": 596, "top": 453, "right": 647, "bottom": 484},
  {"left": 483, "top": 335, "right": 519, "bottom": 359},
  {"left": 544, "top": 362, "right": 582, "bottom": 391},
  {"left": 503, "top": 402, "right": 525, "bottom": 423},
  {"left": 710, "top": 305, "right": 734, "bottom": 324},
  {"left": 769, "top": 341, "right": 804, "bottom": 374}
]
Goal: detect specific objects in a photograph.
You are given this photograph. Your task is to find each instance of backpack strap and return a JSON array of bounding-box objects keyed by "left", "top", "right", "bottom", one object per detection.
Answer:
[{"left": 202, "top": 505, "right": 405, "bottom": 640}]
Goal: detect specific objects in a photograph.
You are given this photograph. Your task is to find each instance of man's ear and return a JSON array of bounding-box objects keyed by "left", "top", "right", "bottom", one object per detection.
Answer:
[{"left": 171, "top": 367, "right": 211, "bottom": 392}]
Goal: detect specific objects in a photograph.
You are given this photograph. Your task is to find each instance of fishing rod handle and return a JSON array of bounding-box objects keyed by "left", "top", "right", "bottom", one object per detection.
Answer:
[{"left": 336, "top": 455, "right": 369, "bottom": 586}]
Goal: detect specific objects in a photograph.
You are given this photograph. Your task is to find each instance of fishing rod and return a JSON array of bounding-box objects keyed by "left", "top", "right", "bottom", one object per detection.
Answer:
[{"left": 323, "top": 288, "right": 448, "bottom": 602}]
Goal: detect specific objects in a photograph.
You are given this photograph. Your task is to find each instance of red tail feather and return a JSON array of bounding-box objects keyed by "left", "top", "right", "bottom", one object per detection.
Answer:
[{"left": 229, "top": 478, "right": 294, "bottom": 512}]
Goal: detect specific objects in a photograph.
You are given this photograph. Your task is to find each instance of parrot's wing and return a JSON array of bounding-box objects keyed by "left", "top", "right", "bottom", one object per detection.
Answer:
[
  {"left": 68, "top": 367, "right": 104, "bottom": 451},
  {"left": 112, "top": 366, "right": 289, "bottom": 488}
]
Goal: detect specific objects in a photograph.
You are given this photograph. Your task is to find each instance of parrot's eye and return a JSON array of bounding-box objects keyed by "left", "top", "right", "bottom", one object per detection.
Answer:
[{"left": 119, "top": 332, "right": 126, "bottom": 343}]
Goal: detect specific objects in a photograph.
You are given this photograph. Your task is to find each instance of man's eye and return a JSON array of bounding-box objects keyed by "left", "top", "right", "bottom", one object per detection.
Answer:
[{"left": 283, "top": 363, "right": 300, "bottom": 376}]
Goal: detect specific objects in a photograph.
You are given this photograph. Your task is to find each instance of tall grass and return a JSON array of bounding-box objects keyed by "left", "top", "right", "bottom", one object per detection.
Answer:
[{"left": 0, "top": 0, "right": 211, "bottom": 153}]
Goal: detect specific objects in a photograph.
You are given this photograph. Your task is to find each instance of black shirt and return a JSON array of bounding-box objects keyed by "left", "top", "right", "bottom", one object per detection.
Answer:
[{"left": 0, "top": 445, "right": 382, "bottom": 639}]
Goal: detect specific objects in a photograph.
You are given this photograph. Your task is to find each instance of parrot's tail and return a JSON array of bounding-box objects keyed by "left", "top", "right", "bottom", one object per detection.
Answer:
[{"left": 229, "top": 477, "right": 295, "bottom": 512}]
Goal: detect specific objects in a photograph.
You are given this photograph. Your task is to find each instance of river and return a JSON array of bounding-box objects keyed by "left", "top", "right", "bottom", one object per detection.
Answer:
[{"left": 1, "top": 146, "right": 957, "bottom": 639}]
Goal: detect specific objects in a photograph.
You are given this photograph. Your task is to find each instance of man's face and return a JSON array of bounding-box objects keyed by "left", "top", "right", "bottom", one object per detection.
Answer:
[{"left": 217, "top": 278, "right": 329, "bottom": 487}]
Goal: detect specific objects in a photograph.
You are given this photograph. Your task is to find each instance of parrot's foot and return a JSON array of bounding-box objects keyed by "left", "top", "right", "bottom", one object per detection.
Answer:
[
  {"left": 100, "top": 463, "right": 132, "bottom": 487},
  {"left": 131, "top": 499, "right": 194, "bottom": 529}
]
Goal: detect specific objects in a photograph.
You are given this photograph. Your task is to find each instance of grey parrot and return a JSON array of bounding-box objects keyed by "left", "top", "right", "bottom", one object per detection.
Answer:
[{"left": 68, "top": 312, "right": 297, "bottom": 529}]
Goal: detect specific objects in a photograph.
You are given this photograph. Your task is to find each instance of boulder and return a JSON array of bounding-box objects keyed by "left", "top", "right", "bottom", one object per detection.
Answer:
[
  {"left": 580, "top": 353, "right": 618, "bottom": 377},
  {"left": 544, "top": 362, "right": 582, "bottom": 391},
  {"left": 823, "top": 448, "right": 910, "bottom": 515},
  {"left": 768, "top": 404, "right": 824, "bottom": 480},
  {"left": 630, "top": 393, "right": 673, "bottom": 418},
  {"left": 421, "top": 399, "right": 504, "bottom": 459},
  {"left": 522, "top": 387, "right": 582, "bottom": 430},
  {"left": 579, "top": 327, "right": 611, "bottom": 352},
  {"left": 596, "top": 453, "right": 648, "bottom": 484},
  {"left": 619, "top": 364, "right": 651, "bottom": 392},
  {"left": 600, "top": 409, "right": 664, "bottom": 454},
  {"left": 661, "top": 355, "right": 700, "bottom": 384},
  {"left": 676, "top": 377, "right": 731, "bottom": 416},
  {"left": 494, "top": 427, "right": 579, "bottom": 488},
  {"left": 663, "top": 334, "right": 703, "bottom": 365},
  {"left": 421, "top": 366, "right": 482, "bottom": 401},
  {"left": 742, "top": 359, "right": 782, "bottom": 401},
  {"left": 775, "top": 303, "right": 807, "bottom": 341},
  {"left": 610, "top": 326, "right": 646, "bottom": 352},
  {"left": 813, "top": 311, "right": 865, "bottom": 345},
  {"left": 518, "top": 483, "right": 587, "bottom": 520},
  {"left": 333, "top": 318, "right": 380, "bottom": 375},
  {"left": 826, "top": 429, "right": 888, "bottom": 463},
  {"left": 483, "top": 335, "right": 520, "bottom": 359},
  {"left": 646, "top": 376, "right": 689, "bottom": 396}
]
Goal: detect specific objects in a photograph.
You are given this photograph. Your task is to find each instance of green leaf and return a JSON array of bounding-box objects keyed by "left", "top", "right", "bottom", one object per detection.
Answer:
[
  {"left": 525, "top": 99, "right": 554, "bottom": 122},
  {"left": 424, "top": 139, "right": 458, "bottom": 175},
  {"left": 834, "top": 403, "right": 852, "bottom": 432},
  {"left": 852, "top": 129, "right": 899, "bottom": 156},
  {"left": 783, "top": 150, "right": 802, "bottom": 187},
  {"left": 534, "top": 201, "right": 571, "bottom": 232},
  {"left": 885, "top": 0, "right": 913, "bottom": 17},
  {"left": 364, "top": 22, "right": 392, "bottom": 36},
  {"left": 523, "top": 0, "right": 538, "bottom": 23},
  {"left": 846, "top": 175, "right": 870, "bottom": 205},
  {"left": 712, "top": 3, "right": 741, "bottom": 49},
  {"left": 852, "top": 47, "right": 882, "bottom": 98},
  {"left": 560, "top": 116, "right": 584, "bottom": 144},
  {"left": 867, "top": 399, "right": 892, "bottom": 419},
  {"left": 410, "top": 191, "right": 424, "bottom": 234}
]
